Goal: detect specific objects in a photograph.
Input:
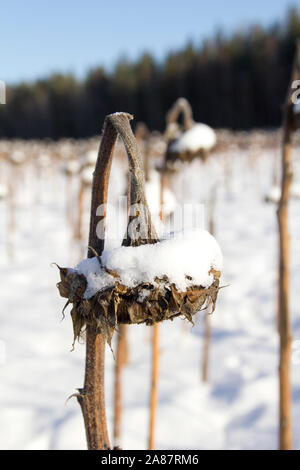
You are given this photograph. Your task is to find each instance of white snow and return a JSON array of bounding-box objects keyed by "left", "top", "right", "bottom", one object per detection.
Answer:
[
  {"left": 0, "top": 183, "right": 8, "bottom": 199},
  {"left": 75, "top": 257, "right": 115, "bottom": 298},
  {"left": 265, "top": 182, "right": 300, "bottom": 203},
  {"left": 265, "top": 185, "right": 281, "bottom": 203},
  {"left": 291, "top": 182, "right": 300, "bottom": 198},
  {"left": 10, "top": 150, "right": 26, "bottom": 164},
  {"left": 294, "top": 102, "right": 300, "bottom": 115},
  {"left": 63, "top": 160, "right": 80, "bottom": 175},
  {"left": 170, "top": 123, "right": 217, "bottom": 153},
  {"left": 145, "top": 170, "right": 177, "bottom": 216},
  {"left": 80, "top": 150, "right": 98, "bottom": 166},
  {"left": 38, "top": 154, "right": 51, "bottom": 167},
  {"left": 75, "top": 228, "right": 222, "bottom": 298},
  {"left": 81, "top": 166, "right": 94, "bottom": 185}
]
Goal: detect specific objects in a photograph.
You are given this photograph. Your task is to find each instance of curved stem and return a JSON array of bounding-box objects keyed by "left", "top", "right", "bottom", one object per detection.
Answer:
[
  {"left": 89, "top": 113, "right": 157, "bottom": 251},
  {"left": 135, "top": 122, "right": 151, "bottom": 182},
  {"left": 166, "top": 97, "right": 194, "bottom": 131},
  {"left": 79, "top": 112, "right": 158, "bottom": 450}
]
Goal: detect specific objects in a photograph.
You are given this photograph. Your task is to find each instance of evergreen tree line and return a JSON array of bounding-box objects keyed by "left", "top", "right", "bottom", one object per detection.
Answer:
[{"left": 1, "top": 7, "right": 300, "bottom": 139}]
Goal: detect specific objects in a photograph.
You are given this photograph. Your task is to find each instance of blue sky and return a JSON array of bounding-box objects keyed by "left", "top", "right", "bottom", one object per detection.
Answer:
[{"left": 0, "top": 0, "right": 298, "bottom": 84}]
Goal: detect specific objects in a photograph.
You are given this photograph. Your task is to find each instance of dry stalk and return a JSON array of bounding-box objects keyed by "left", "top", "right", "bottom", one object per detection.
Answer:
[
  {"left": 201, "top": 311, "right": 211, "bottom": 383},
  {"left": 120, "top": 325, "right": 129, "bottom": 366},
  {"left": 59, "top": 113, "right": 158, "bottom": 450},
  {"left": 202, "top": 186, "right": 217, "bottom": 383},
  {"left": 148, "top": 322, "right": 159, "bottom": 450},
  {"left": 166, "top": 97, "right": 194, "bottom": 132},
  {"left": 135, "top": 122, "right": 151, "bottom": 182},
  {"left": 148, "top": 171, "right": 166, "bottom": 450},
  {"left": 276, "top": 41, "right": 300, "bottom": 450},
  {"left": 113, "top": 325, "right": 125, "bottom": 448}
]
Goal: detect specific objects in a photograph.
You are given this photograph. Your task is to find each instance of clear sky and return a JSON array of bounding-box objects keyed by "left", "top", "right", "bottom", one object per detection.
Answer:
[{"left": 0, "top": 0, "right": 298, "bottom": 84}]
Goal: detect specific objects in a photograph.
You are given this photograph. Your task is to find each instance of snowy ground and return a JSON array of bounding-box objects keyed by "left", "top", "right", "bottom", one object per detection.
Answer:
[{"left": 0, "top": 141, "right": 300, "bottom": 450}]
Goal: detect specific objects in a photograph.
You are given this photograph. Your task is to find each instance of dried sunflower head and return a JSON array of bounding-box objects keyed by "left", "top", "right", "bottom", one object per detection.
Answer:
[{"left": 57, "top": 263, "right": 221, "bottom": 348}]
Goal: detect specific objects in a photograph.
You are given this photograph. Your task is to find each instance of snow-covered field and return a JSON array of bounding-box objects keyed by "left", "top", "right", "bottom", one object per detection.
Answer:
[{"left": 0, "top": 139, "right": 300, "bottom": 450}]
